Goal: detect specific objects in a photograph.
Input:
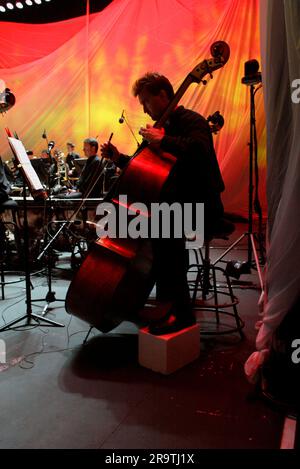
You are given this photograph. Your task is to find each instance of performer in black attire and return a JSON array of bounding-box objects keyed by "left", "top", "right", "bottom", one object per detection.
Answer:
[
  {"left": 76, "top": 138, "right": 103, "bottom": 198},
  {"left": 66, "top": 142, "right": 80, "bottom": 177},
  {"left": 55, "top": 138, "right": 103, "bottom": 198},
  {"left": 100, "top": 73, "right": 225, "bottom": 334}
]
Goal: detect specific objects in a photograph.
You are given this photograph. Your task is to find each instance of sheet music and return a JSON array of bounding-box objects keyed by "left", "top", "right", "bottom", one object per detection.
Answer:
[{"left": 8, "top": 137, "right": 43, "bottom": 192}]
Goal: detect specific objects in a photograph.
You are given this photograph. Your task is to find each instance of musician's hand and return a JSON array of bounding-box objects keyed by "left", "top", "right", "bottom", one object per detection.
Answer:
[
  {"left": 100, "top": 142, "right": 120, "bottom": 162},
  {"left": 139, "top": 124, "right": 165, "bottom": 144}
]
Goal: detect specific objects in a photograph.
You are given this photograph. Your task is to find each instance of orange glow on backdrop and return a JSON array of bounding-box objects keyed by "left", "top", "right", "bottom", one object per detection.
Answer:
[{"left": 0, "top": 0, "right": 265, "bottom": 214}]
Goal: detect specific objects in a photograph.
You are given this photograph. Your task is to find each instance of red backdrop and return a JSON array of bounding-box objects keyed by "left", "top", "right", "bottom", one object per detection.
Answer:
[{"left": 0, "top": 0, "right": 265, "bottom": 215}]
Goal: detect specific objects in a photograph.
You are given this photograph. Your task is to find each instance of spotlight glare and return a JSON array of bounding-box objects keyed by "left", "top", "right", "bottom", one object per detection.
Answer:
[
  {"left": 16, "top": 2, "right": 24, "bottom": 8},
  {"left": 34, "top": 0, "right": 42, "bottom": 4},
  {"left": 0, "top": 6, "right": 6, "bottom": 12},
  {"left": 25, "top": 0, "right": 33, "bottom": 5},
  {"left": 6, "top": 2, "right": 14, "bottom": 9}
]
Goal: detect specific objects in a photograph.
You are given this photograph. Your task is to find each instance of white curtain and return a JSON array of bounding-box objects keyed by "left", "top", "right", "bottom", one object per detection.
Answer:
[{"left": 246, "top": 0, "right": 300, "bottom": 378}]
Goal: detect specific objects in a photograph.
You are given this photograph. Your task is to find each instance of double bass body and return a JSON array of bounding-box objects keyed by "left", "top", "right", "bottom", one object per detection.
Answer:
[{"left": 65, "top": 148, "right": 176, "bottom": 332}]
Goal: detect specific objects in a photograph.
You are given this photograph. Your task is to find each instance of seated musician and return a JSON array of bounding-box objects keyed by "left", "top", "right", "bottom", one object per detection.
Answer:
[
  {"left": 77, "top": 138, "right": 104, "bottom": 197},
  {"left": 65, "top": 142, "right": 80, "bottom": 177},
  {"left": 101, "top": 72, "right": 225, "bottom": 335},
  {"left": 56, "top": 138, "right": 103, "bottom": 199}
]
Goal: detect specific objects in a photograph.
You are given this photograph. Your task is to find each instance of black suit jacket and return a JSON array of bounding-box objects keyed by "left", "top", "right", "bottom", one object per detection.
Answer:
[
  {"left": 77, "top": 155, "right": 103, "bottom": 198},
  {"left": 117, "top": 106, "right": 224, "bottom": 218}
]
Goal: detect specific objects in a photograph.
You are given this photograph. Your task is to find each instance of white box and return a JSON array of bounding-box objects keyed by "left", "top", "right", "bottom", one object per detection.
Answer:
[{"left": 138, "top": 324, "right": 200, "bottom": 374}]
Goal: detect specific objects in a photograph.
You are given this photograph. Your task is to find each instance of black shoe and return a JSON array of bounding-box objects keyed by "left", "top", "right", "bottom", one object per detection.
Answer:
[{"left": 148, "top": 314, "right": 196, "bottom": 336}]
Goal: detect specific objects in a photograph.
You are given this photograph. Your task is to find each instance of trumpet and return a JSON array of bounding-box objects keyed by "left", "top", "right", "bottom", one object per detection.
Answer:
[{"left": 54, "top": 150, "right": 70, "bottom": 186}]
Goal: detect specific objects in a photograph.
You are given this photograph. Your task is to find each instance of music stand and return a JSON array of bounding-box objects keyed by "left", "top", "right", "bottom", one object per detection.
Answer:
[
  {"left": 0, "top": 132, "right": 64, "bottom": 332},
  {"left": 73, "top": 158, "right": 87, "bottom": 176}
]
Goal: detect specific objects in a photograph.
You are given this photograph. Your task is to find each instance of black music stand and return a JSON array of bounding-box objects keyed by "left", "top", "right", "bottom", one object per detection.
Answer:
[
  {"left": 0, "top": 134, "right": 64, "bottom": 331},
  {"left": 30, "top": 202, "right": 65, "bottom": 321}
]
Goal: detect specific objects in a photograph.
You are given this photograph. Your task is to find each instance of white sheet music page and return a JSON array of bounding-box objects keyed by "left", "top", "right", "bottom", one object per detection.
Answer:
[{"left": 8, "top": 137, "right": 43, "bottom": 192}]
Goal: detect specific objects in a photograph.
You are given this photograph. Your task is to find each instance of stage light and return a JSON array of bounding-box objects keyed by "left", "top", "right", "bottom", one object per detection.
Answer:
[
  {"left": 16, "top": 2, "right": 24, "bottom": 8},
  {"left": 0, "top": 6, "right": 6, "bottom": 12},
  {"left": 6, "top": 2, "right": 14, "bottom": 9},
  {"left": 25, "top": 0, "right": 33, "bottom": 5},
  {"left": 34, "top": 0, "right": 42, "bottom": 4}
]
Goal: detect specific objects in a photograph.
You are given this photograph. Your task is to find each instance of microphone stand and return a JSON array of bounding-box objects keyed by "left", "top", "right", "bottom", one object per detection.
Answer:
[
  {"left": 36, "top": 156, "right": 108, "bottom": 265},
  {"left": 119, "top": 110, "right": 141, "bottom": 148},
  {"left": 212, "top": 83, "right": 264, "bottom": 293},
  {"left": 24, "top": 133, "right": 65, "bottom": 323}
]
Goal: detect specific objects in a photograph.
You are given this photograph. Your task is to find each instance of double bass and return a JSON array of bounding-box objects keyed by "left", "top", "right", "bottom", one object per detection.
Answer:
[{"left": 65, "top": 42, "right": 230, "bottom": 332}]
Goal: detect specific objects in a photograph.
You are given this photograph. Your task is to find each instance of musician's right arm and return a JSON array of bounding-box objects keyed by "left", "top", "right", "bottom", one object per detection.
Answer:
[{"left": 100, "top": 142, "right": 130, "bottom": 169}]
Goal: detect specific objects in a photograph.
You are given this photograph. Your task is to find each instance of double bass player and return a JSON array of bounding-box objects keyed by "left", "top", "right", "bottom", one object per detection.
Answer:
[{"left": 100, "top": 72, "right": 225, "bottom": 335}]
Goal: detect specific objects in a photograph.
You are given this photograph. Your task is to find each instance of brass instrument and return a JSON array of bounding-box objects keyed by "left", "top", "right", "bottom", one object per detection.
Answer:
[{"left": 54, "top": 150, "right": 72, "bottom": 188}]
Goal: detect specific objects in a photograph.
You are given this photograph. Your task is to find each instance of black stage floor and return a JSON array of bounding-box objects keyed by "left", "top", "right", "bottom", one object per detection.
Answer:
[{"left": 0, "top": 223, "right": 285, "bottom": 449}]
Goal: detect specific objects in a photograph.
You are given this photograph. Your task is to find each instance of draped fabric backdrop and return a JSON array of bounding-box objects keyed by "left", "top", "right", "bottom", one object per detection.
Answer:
[
  {"left": 0, "top": 0, "right": 265, "bottom": 215},
  {"left": 253, "top": 0, "right": 300, "bottom": 352}
]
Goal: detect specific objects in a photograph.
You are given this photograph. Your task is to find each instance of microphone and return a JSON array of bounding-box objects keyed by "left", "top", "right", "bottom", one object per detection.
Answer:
[
  {"left": 42, "top": 129, "right": 47, "bottom": 139},
  {"left": 119, "top": 110, "right": 125, "bottom": 124},
  {"left": 0, "top": 88, "right": 16, "bottom": 114},
  {"left": 207, "top": 111, "right": 224, "bottom": 134},
  {"left": 48, "top": 140, "right": 55, "bottom": 150}
]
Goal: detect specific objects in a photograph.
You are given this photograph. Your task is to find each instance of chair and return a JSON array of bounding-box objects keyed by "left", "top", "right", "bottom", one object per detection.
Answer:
[{"left": 188, "top": 218, "right": 245, "bottom": 338}]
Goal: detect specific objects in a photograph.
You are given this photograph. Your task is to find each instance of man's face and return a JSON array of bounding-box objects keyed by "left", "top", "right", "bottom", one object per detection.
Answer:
[
  {"left": 83, "top": 143, "right": 96, "bottom": 158},
  {"left": 138, "top": 88, "right": 169, "bottom": 121}
]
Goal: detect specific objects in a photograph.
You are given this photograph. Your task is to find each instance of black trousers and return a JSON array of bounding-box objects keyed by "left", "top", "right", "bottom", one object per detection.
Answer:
[{"left": 151, "top": 237, "right": 192, "bottom": 320}]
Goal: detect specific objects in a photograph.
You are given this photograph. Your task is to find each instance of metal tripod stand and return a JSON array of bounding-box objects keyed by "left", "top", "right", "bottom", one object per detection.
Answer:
[
  {"left": 213, "top": 82, "right": 265, "bottom": 292},
  {"left": 29, "top": 200, "right": 65, "bottom": 324}
]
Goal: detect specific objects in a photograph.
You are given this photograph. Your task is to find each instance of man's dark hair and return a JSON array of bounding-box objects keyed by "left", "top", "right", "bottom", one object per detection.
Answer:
[
  {"left": 67, "top": 142, "right": 75, "bottom": 148},
  {"left": 132, "top": 72, "right": 174, "bottom": 100},
  {"left": 84, "top": 138, "right": 98, "bottom": 153}
]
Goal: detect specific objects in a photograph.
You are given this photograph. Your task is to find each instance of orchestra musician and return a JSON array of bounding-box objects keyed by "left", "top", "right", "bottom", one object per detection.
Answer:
[
  {"left": 101, "top": 72, "right": 225, "bottom": 335},
  {"left": 55, "top": 138, "right": 104, "bottom": 199},
  {"left": 76, "top": 138, "right": 104, "bottom": 197},
  {"left": 65, "top": 142, "right": 80, "bottom": 177}
]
